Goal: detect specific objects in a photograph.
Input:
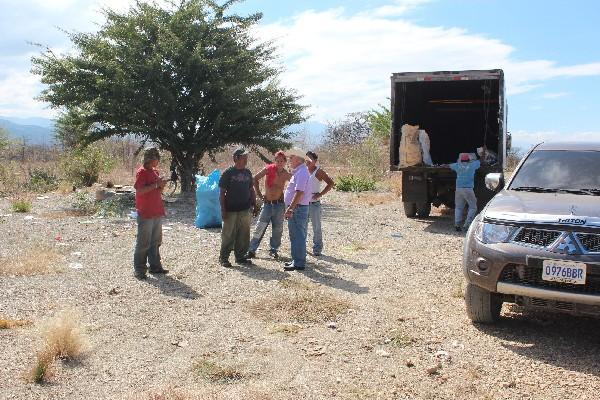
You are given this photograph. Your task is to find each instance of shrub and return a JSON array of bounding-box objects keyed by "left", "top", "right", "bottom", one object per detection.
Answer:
[
  {"left": 26, "top": 169, "right": 59, "bottom": 193},
  {"left": 61, "top": 145, "right": 114, "bottom": 187},
  {"left": 336, "top": 175, "right": 376, "bottom": 192},
  {"left": 11, "top": 199, "right": 32, "bottom": 213},
  {"left": 27, "top": 348, "right": 55, "bottom": 384},
  {"left": 26, "top": 311, "right": 85, "bottom": 384},
  {"left": 71, "top": 191, "right": 97, "bottom": 215},
  {"left": 42, "top": 312, "right": 84, "bottom": 361},
  {"left": 95, "top": 195, "right": 134, "bottom": 217}
]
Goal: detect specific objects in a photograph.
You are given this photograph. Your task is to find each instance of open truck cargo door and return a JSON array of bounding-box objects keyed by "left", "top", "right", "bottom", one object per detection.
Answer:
[{"left": 389, "top": 70, "right": 507, "bottom": 217}]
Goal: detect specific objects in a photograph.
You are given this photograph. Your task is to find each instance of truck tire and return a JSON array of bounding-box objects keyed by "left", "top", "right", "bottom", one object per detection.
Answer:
[
  {"left": 403, "top": 202, "right": 417, "bottom": 218},
  {"left": 416, "top": 202, "right": 431, "bottom": 218},
  {"left": 465, "top": 283, "right": 502, "bottom": 324}
]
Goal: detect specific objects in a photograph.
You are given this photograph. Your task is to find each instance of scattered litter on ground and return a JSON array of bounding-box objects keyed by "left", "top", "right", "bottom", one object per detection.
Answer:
[{"left": 68, "top": 262, "right": 84, "bottom": 269}]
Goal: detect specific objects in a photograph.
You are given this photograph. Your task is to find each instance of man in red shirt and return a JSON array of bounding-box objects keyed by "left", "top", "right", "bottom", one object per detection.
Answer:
[{"left": 133, "top": 147, "right": 169, "bottom": 279}]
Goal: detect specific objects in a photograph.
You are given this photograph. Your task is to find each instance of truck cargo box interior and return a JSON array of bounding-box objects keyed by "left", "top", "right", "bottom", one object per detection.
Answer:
[{"left": 394, "top": 79, "right": 501, "bottom": 165}]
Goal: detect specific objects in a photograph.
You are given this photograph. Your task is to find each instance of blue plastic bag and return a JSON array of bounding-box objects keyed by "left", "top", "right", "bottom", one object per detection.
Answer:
[{"left": 195, "top": 169, "right": 222, "bottom": 228}]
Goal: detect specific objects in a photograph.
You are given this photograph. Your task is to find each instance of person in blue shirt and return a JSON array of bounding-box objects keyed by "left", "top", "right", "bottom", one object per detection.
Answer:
[{"left": 444, "top": 152, "right": 482, "bottom": 232}]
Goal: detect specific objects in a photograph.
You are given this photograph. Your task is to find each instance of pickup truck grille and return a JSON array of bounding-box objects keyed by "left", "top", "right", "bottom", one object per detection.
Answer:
[
  {"left": 500, "top": 264, "right": 600, "bottom": 295},
  {"left": 576, "top": 233, "right": 600, "bottom": 253},
  {"left": 513, "top": 228, "right": 561, "bottom": 247}
]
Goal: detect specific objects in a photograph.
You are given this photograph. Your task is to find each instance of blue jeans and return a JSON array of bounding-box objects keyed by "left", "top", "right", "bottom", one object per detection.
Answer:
[
  {"left": 133, "top": 216, "right": 163, "bottom": 274},
  {"left": 288, "top": 205, "right": 309, "bottom": 268},
  {"left": 249, "top": 202, "right": 285, "bottom": 253},
  {"left": 455, "top": 187, "right": 478, "bottom": 228},
  {"left": 308, "top": 201, "right": 323, "bottom": 254}
]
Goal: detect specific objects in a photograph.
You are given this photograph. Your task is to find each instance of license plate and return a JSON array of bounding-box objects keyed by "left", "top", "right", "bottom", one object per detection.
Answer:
[{"left": 542, "top": 260, "right": 587, "bottom": 285}]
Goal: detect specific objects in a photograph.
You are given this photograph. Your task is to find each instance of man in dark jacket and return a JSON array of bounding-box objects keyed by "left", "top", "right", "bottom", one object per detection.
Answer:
[{"left": 219, "top": 147, "right": 258, "bottom": 267}]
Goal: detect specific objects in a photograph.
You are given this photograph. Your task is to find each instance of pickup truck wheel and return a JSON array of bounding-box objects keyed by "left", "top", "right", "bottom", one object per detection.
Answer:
[
  {"left": 416, "top": 202, "right": 431, "bottom": 217},
  {"left": 465, "top": 283, "right": 502, "bottom": 323},
  {"left": 403, "top": 202, "right": 417, "bottom": 218}
]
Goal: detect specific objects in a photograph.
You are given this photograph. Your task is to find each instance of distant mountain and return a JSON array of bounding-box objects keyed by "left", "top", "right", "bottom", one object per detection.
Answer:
[
  {"left": 0, "top": 116, "right": 327, "bottom": 147},
  {"left": 0, "top": 116, "right": 55, "bottom": 145}
]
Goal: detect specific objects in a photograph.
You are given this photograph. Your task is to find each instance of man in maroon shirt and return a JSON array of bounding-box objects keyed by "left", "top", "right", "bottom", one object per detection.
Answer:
[{"left": 133, "top": 147, "right": 169, "bottom": 279}]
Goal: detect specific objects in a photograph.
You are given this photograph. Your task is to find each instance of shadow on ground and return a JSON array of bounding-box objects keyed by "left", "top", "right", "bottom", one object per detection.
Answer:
[
  {"left": 146, "top": 274, "right": 201, "bottom": 300},
  {"left": 476, "top": 308, "right": 600, "bottom": 377},
  {"left": 300, "top": 261, "right": 370, "bottom": 295}
]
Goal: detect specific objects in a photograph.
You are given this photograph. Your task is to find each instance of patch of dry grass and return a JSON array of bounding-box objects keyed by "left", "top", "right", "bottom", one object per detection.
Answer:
[
  {"left": 41, "top": 311, "right": 85, "bottom": 361},
  {"left": 40, "top": 209, "right": 89, "bottom": 219},
  {"left": 381, "top": 173, "right": 403, "bottom": 197},
  {"left": 452, "top": 281, "right": 465, "bottom": 299},
  {"left": 388, "top": 332, "right": 417, "bottom": 348},
  {"left": 194, "top": 358, "right": 246, "bottom": 384},
  {"left": 26, "top": 311, "right": 85, "bottom": 384},
  {"left": 0, "top": 317, "right": 32, "bottom": 329},
  {"left": 0, "top": 246, "right": 63, "bottom": 277},
  {"left": 268, "top": 323, "right": 303, "bottom": 336},
  {"left": 354, "top": 192, "right": 398, "bottom": 206},
  {"left": 341, "top": 239, "right": 392, "bottom": 254},
  {"left": 250, "top": 282, "right": 350, "bottom": 324},
  {"left": 26, "top": 347, "right": 55, "bottom": 384},
  {"left": 130, "top": 387, "right": 274, "bottom": 400}
]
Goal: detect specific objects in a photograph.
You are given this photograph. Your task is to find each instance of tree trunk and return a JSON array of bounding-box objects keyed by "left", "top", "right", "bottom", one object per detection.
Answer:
[{"left": 178, "top": 153, "right": 201, "bottom": 193}]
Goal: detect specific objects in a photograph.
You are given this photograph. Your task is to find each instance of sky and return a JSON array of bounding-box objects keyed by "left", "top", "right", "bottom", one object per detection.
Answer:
[{"left": 1, "top": 0, "right": 599, "bottom": 150}]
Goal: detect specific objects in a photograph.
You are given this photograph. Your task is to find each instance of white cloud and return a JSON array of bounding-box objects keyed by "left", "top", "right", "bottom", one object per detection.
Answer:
[
  {"left": 512, "top": 129, "right": 600, "bottom": 150},
  {"left": 368, "top": 0, "right": 432, "bottom": 17},
  {"left": 256, "top": 7, "right": 600, "bottom": 121},
  {"left": 540, "top": 92, "right": 569, "bottom": 99},
  {"left": 3, "top": 0, "right": 600, "bottom": 122},
  {"left": 0, "top": 69, "right": 54, "bottom": 118}
]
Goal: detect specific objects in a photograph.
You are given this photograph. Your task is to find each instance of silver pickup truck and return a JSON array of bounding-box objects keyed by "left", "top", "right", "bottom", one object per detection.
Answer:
[{"left": 463, "top": 141, "right": 600, "bottom": 323}]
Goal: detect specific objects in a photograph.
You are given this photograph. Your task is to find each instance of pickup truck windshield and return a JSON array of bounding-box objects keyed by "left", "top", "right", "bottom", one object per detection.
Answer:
[{"left": 510, "top": 150, "right": 600, "bottom": 192}]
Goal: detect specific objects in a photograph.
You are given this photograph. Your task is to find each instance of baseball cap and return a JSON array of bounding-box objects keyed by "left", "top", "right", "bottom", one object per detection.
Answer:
[{"left": 233, "top": 147, "right": 249, "bottom": 158}]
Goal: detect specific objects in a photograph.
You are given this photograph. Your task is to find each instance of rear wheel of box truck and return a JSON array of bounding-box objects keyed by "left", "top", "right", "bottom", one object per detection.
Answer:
[
  {"left": 403, "top": 202, "right": 417, "bottom": 217},
  {"left": 416, "top": 202, "right": 431, "bottom": 218}
]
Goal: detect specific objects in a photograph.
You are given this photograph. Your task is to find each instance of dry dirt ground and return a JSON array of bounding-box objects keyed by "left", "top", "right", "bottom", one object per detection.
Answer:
[{"left": 1, "top": 191, "right": 600, "bottom": 400}]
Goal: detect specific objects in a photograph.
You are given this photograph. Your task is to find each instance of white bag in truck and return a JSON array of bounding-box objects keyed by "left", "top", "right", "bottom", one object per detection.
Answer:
[
  {"left": 418, "top": 129, "right": 433, "bottom": 166},
  {"left": 399, "top": 124, "right": 422, "bottom": 167}
]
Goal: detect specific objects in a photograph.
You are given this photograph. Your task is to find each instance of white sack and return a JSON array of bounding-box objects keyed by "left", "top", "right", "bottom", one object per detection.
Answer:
[{"left": 418, "top": 129, "right": 433, "bottom": 166}]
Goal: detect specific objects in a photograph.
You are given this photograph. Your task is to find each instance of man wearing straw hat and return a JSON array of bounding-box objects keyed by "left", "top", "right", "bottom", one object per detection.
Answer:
[{"left": 283, "top": 148, "right": 312, "bottom": 271}]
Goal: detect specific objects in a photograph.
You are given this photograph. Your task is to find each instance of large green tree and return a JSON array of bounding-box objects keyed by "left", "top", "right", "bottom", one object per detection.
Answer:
[{"left": 32, "top": 0, "right": 305, "bottom": 191}]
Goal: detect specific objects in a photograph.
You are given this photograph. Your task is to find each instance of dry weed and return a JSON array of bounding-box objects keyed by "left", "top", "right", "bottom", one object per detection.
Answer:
[
  {"left": 388, "top": 332, "right": 417, "bottom": 348},
  {"left": 381, "top": 173, "right": 403, "bottom": 197},
  {"left": 268, "top": 323, "right": 303, "bottom": 336},
  {"left": 0, "top": 317, "right": 32, "bottom": 329},
  {"left": 26, "top": 347, "right": 55, "bottom": 384},
  {"left": 40, "top": 209, "right": 89, "bottom": 219},
  {"left": 0, "top": 246, "right": 63, "bottom": 277},
  {"left": 452, "top": 281, "right": 465, "bottom": 299},
  {"left": 194, "top": 358, "right": 245, "bottom": 384},
  {"left": 250, "top": 283, "right": 350, "bottom": 324},
  {"left": 42, "top": 311, "right": 85, "bottom": 361},
  {"left": 354, "top": 192, "right": 397, "bottom": 206}
]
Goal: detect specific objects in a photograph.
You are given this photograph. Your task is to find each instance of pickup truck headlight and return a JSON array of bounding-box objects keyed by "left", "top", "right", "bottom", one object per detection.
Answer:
[{"left": 475, "top": 222, "right": 517, "bottom": 244}]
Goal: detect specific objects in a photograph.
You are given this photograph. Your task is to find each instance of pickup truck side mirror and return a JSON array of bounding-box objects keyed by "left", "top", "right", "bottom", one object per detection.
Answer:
[{"left": 485, "top": 173, "right": 504, "bottom": 191}]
